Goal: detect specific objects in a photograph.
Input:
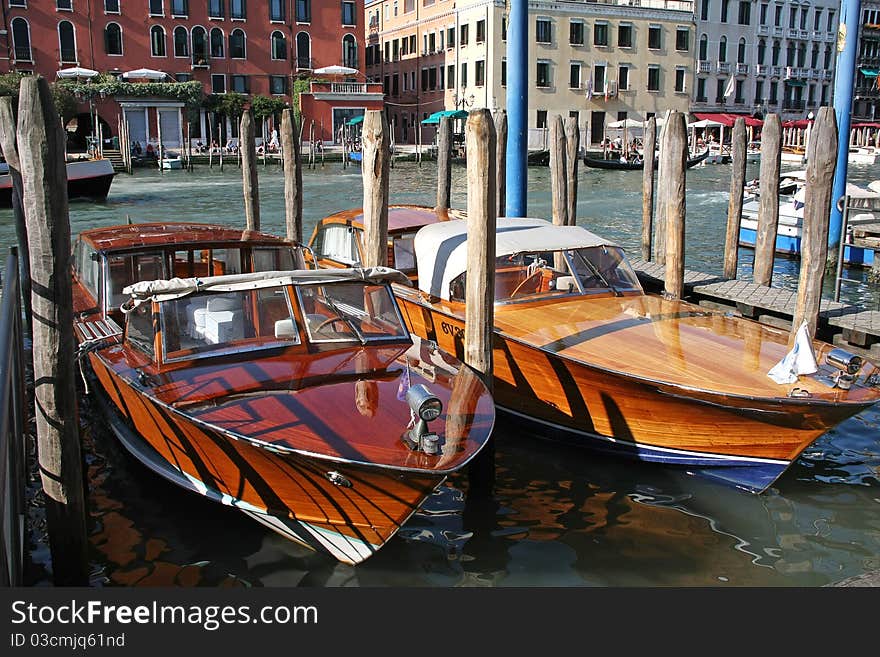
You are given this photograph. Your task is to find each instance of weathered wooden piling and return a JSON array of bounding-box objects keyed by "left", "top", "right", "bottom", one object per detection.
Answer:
[
  {"left": 660, "top": 111, "right": 688, "bottom": 300},
  {"left": 641, "top": 116, "right": 657, "bottom": 261},
  {"left": 280, "top": 109, "right": 303, "bottom": 244},
  {"left": 240, "top": 110, "right": 260, "bottom": 231},
  {"left": 17, "top": 76, "right": 89, "bottom": 585},
  {"left": 654, "top": 110, "right": 672, "bottom": 266},
  {"left": 464, "top": 109, "right": 496, "bottom": 496},
  {"left": 753, "top": 113, "right": 782, "bottom": 286},
  {"left": 494, "top": 110, "right": 507, "bottom": 218},
  {"left": 156, "top": 114, "right": 164, "bottom": 173},
  {"left": 549, "top": 114, "right": 568, "bottom": 227},
  {"left": 308, "top": 120, "right": 315, "bottom": 169},
  {"left": 565, "top": 116, "right": 579, "bottom": 226},
  {"left": 436, "top": 115, "right": 452, "bottom": 211},
  {"left": 361, "top": 110, "right": 391, "bottom": 268},
  {"left": 791, "top": 107, "right": 837, "bottom": 341},
  {"left": 724, "top": 117, "right": 748, "bottom": 279},
  {"left": 0, "top": 97, "right": 33, "bottom": 337},
  {"left": 319, "top": 119, "right": 325, "bottom": 168}
]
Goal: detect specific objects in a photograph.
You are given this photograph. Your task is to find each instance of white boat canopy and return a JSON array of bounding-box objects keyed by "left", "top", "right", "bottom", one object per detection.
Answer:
[
  {"left": 123, "top": 267, "right": 411, "bottom": 309},
  {"left": 414, "top": 218, "right": 619, "bottom": 300}
]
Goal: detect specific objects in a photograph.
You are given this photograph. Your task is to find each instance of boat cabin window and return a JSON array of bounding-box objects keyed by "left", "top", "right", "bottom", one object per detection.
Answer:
[
  {"left": 157, "top": 285, "right": 301, "bottom": 362},
  {"left": 391, "top": 234, "right": 417, "bottom": 272},
  {"left": 296, "top": 283, "right": 409, "bottom": 344},
  {"left": 448, "top": 246, "right": 642, "bottom": 302},
  {"left": 125, "top": 301, "right": 156, "bottom": 359},
  {"left": 312, "top": 224, "right": 361, "bottom": 265},
  {"left": 107, "top": 252, "right": 166, "bottom": 309},
  {"left": 253, "top": 246, "right": 300, "bottom": 272},
  {"left": 74, "top": 239, "right": 100, "bottom": 299}
]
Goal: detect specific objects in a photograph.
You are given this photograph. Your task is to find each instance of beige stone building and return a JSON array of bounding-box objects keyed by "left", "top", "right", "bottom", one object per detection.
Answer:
[{"left": 365, "top": 0, "right": 695, "bottom": 146}]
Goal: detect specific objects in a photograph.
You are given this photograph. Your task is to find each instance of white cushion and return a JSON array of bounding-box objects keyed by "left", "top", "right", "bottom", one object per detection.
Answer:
[
  {"left": 274, "top": 318, "right": 297, "bottom": 339},
  {"left": 207, "top": 295, "right": 238, "bottom": 312}
]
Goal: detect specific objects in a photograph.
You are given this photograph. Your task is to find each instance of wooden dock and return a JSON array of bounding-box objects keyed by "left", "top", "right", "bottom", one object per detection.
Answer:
[{"left": 630, "top": 257, "right": 880, "bottom": 362}]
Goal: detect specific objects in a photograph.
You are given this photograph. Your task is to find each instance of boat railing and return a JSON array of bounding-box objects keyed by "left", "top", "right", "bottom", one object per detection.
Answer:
[{"left": 0, "top": 248, "right": 27, "bottom": 586}]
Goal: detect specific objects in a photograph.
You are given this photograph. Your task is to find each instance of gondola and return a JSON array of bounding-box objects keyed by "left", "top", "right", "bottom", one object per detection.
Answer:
[{"left": 583, "top": 148, "right": 710, "bottom": 171}]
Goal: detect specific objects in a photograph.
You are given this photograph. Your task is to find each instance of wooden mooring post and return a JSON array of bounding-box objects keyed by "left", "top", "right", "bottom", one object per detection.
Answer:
[
  {"left": 724, "top": 117, "right": 747, "bottom": 279},
  {"left": 792, "top": 107, "right": 837, "bottom": 341},
  {"left": 660, "top": 111, "right": 687, "bottom": 300},
  {"left": 280, "top": 108, "right": 303, "bottom": 244},
  {"left": 436, "top": 115, "right": 452, "bottom": 211},
  {"left": 753, "top": 113, "right": 782, "bottom": 287},
  {"left": 361, "top": 110, "right": 390, "bottom": 268},
  {"left": 565, "top": 116, "right": 579, "bottom": 226},
  {"left": 641, "top": 116, "right": 656, "bottom": 261},
  {"left": 17, "top": 76, "right": 89, "bottom": 585},
  {"left": 240, "top": 110, "right": 260, "bottom": 231},
  {"left": 549, "top": 115, "right": 568, "bottom": 271},
  {"left": 494, "top": 110, "right": 507, "bottom": 218},
  {"left": 464, "top": 108, "right": 496, "bottom": 496},
  {"left": 0, "top": 97, "right": 33, "bottom": 337}
]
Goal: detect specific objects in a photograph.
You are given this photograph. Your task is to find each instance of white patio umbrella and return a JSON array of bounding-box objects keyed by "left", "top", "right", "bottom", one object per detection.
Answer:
[
  {"left": 57, "top": 66, "right": 98, "bottom": 79},
  {"left": 607, "top": 118, "right": 643, "bottom": 129},
  {"left": 313, "top": 65, "right": 359, "bottom": 76},
  {"left": 122, "top": 68, "right": 168, "bottom": 80}
]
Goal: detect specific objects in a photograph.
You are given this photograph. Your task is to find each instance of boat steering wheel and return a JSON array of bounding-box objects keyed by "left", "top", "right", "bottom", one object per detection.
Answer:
[
  {"left": 314, "top": 316, "right": 355, "bottom": 335},
  {"left": 509, "top": 270, "right": 544, "bottom": 298}
]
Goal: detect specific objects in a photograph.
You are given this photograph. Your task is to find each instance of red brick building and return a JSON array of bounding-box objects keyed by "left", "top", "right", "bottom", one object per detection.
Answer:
[{"left": 0, "top": 0, "right": 382, "bottom": 149}]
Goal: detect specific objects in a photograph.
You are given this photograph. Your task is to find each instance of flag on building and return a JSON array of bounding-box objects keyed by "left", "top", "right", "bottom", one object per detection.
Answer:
[
  {"left": 724, "top": 76, "right": 736, "bottom": 99},
  {"left": 586, "top": 78, "right": 593, "bottom": 100}
]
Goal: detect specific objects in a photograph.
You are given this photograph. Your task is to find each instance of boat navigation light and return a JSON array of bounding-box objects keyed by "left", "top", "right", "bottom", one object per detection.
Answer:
[
  {"left": 825, "top": 348, "right": 863, "bottom": 390},
  {"left": 404, "top": 384, "right": 443, "bottom": 455}
]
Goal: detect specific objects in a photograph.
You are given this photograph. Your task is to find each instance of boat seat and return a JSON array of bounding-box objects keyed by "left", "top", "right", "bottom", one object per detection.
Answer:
[
  {"left": 274, "top": 318, "right": 297, "bottom": 339},
  {"left": 186, "top": 298, "right": 209, "bottom": 338},
  {"left": 553, "top": 275, "right": 577, "bottom": 293}
]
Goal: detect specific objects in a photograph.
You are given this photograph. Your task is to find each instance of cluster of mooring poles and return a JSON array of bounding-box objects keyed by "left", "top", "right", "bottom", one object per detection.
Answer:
[{"left": 638, "top": 108, "right": 839, "bottom": 344}]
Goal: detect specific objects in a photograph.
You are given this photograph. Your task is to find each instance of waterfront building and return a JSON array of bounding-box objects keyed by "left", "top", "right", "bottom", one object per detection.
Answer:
[
  {"left": 366, "top": 0, "right": 695, "bottom": 147},
  {"left": 0, "top": 1, "right": 381, "bottom": 150},
  {"left": 692, "top": 0, "right": 838, "bottom": 122},
  {"left": 854, "top": 1, "right": 880, "bottom": 124}
]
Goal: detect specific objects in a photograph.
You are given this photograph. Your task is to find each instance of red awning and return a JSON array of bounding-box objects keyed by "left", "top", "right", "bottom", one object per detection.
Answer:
[
  {"left": 693, "top": 112, "right": 763, "bottom": 127},
  {"left": 782, "top": 119, "right": 810, "bottom": 128},
  {"left": 852, "top": 122, "right": 880, "bottom": 128}
]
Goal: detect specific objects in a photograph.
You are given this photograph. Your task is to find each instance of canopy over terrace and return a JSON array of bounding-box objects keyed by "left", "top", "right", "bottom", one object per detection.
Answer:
[
  {"left": 421, "top": 109, "right": 468, "bottom": 125},
  {"left": 693, "top": 112, "right": 764, "bottom": 127}
]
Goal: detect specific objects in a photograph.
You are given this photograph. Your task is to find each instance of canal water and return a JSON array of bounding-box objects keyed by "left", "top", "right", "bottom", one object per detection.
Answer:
[{"left": 4, "top": 159, "right": 880, "bottom": 586}]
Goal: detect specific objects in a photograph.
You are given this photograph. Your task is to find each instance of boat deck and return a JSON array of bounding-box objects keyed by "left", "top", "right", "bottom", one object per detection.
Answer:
[{"left": 630, "top": 258, "right": 880, "bottom": 361}]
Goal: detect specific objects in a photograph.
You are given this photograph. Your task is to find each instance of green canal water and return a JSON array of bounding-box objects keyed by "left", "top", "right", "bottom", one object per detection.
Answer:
[{"left": 4, "top": 160, "right": 880, "bottom": 587}]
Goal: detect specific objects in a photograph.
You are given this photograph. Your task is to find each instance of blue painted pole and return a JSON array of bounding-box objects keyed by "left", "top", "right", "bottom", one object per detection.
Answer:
[
  {"left": 829, "top": 0, "right": 862, "bottom": 249},
  {"left": 505, "top": 0, "right": 528, "bottom": 217}
]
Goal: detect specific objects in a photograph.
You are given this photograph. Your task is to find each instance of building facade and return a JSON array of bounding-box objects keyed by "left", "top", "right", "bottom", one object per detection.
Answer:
[
  {"left": 854, "top": 0, "right": 880, "bottom": 123},
  {"left": 0, "top": 0, "right": 379, "bottom": 148},
  {"left": 693, "top": 0, "right": 838, "bottom": 121},
  {"left": 366, "top": 0, "right": 695, "bottom": 146}
]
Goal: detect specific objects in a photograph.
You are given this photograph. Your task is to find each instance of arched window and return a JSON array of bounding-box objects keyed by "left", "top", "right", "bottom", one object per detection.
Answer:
[
  {"left": 151, "top": 25, "right": 166, "bottom": 57},
  {"left": 797, "top": 42, "right": 806, "bottom": 67},
  {"left": 699, "top": 33, "right": 707, "bottom": 61},
  {"left": 174, "top": 26, "right": 189, "bottom": 57},
  {"left": 342, "top": 33, "right": 357, "bottom": 68},
  {"left": 105, "top": 22, "right": 123, "bottom": 55},
  {"left": 229, "top": 28, "right": 246, "bottom": 59},
  {"left": 11, "top": 17, "right": 32, "bottom": 62},
  {"left": 772, "top": 40, "right": 780, "bottom": 65},
  {"left": 210, "top": 28, "right": 224, "bottom": 58},
  {"left": 718, "top": 35, "right": 726, "bottom": 62},
  {"left": 811, "top": 43, "right": 819, "bottom": 68},
  {"left": 786, "top": 42, "right": 795, "bottom": 66},
  {"left": 58, "top": 20, "right": 77, "bottom": 63},
  {"left": 757, "top": 38, "right": 766, "bottom": 65},
  {"left": 271, "top": 30, "right": 286, "bottom": 60},
  {"left": 296, "top": 31, "right": 311, "bottom": 69},
  {"left": 192, "top": 25, "right": 208, "bottom": 64},
  {"left": 737, "top": 37, "right": 746, "bottom": 64}
]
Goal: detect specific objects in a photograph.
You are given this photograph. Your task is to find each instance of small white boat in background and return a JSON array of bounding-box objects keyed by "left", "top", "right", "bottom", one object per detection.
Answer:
[
  {"left": 848, "top": 146, "right": 877, "bottom": 165},
  {"left": 160, "top": 156, "right": 184, "bottom": 170}
]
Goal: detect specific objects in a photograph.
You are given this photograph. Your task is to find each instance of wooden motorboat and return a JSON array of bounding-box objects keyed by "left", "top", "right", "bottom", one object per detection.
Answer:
[
  {"left": 310, "top": 207, "right": 880, "bottom": 493},
  {"left": 0, "top": 158, "right": 115, "bottom": 206},
  {"left": 72, "top": 222, "right": 494, "bottom": 564},
  {"left": 583, "top": 149, "right": 709, "bottom": 171}
]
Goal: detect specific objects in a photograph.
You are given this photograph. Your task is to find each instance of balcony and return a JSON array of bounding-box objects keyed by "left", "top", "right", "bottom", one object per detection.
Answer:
[
  {"left": 757, "top": 25, "right": 769, "bottom": 37},
  {"left": 783, "top": 99, "right": 806, "bottom": 110},
  {"left": 770, "top": 66, "right": 782, "bottom": 78},
  {"left": 716, "top": 61, "right": 731, "bottom": 74},
  {"left": 787, "top": 29, "right": 799, "bottom": 39},
  {"left": 812, "top": 30, "right": 823, "bottom": 40},
  {"left": 192, "top": 56, "right": 210, "bottom": 69},
  {"left": 308, "top": 80, "right": 385, "bottom": 100},
  {"left": 823, "top": 69, "right": 833, "bottom": 80},
  {"left": 296, "top": 56, "right": 314, "bottom": 70},
  {"left": 827, "top": 32, "right": 836, "bottom": 42},
  {"left": 808, "top": 69, "right": 820, "bottom": 80},
  {"left": 735, "top": 63, "right": 749, "bottom": 75},
  {"left": 800, "top": 30, "right": 809, "bottom": 39},
  {"left": 773, "top": 27, "right": 784, "bottom": 37},
  {"left": 784, "top": 66, "right": 797, "bottom": 79},
  {"left": 697, "top": 60, "right": 711, "bottom": 74},
  {"left": 755, "top": 64, "right": 768, "bottom": 77},
  {"left": 13, "top": 47, "right": 32, "bottom": 62}
]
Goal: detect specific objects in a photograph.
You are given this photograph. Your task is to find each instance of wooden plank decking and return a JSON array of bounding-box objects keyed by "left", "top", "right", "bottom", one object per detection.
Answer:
[{"left": 630, "top": 258, "right": 880, "bottom": 360}]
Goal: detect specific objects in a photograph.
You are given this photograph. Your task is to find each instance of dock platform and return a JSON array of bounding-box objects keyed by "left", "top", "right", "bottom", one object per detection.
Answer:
[{"left": 630, "top": 258, "right": 880, "bottom": 362}]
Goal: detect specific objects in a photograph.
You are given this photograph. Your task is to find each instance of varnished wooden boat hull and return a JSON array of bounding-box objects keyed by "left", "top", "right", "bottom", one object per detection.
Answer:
[
  {"left": 394, "top": 291, "right": 875, "bottom": 493},
  {"left": 87, "top": 352, "right": 446, "bottom": 564}
]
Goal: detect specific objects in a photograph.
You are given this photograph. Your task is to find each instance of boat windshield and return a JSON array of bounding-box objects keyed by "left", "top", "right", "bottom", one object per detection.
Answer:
[
  {"left": 449, "top": 245, "right": 642, "bottom": 303},
  {"left": 157, "top": 284, "right": 302, "bottom": 362},
  {"left": 296, "top": 282, "right": 410, "bottom": 344}
]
